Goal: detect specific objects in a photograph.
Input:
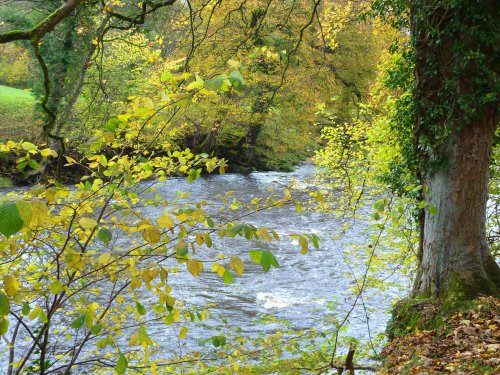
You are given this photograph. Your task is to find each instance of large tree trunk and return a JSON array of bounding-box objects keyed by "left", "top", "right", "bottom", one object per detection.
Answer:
[
  {"left": 413, "top": 109, "right": 500, "bottom": 299},
  {"left": 411, "top": 0, "right": 500, "bottom": 301}
]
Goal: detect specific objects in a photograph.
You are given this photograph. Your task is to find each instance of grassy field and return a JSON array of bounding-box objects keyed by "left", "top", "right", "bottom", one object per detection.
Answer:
[{"left": 0, "top": 85, "right": 38, "bottom": 141}]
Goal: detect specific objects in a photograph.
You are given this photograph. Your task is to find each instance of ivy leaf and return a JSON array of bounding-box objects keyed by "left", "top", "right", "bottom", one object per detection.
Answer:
[
  {"left": 0, "top": 201, "right": 24, "bottom": 236},
  {"left": 116, "top": 352, "right": 127, "bottom": 374}
]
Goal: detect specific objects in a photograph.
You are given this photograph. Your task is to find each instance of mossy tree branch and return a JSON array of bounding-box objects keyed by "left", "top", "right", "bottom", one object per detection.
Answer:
[{"left": 0, "top": 0, "right": 83, "bottom": 44}]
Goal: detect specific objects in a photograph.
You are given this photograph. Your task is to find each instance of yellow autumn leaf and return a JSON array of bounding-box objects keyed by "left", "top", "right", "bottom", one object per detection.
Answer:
[
  {"left": 187, "top": 259, "right": 201, "bottom": 276},
  {"left": 211, "top": 262, "right": 219, "bottom": 273},
  {"left": 45, "top": 188, "right": 57, "bottom": 204},
  {"left": 40, "top": 148, "right": 58, "bottom": 158},
  {"left": 130, "top": 277, "right": 142, "bottom": 290},
  {"left": 97, "top": 253, "right": 111, "bottom": 266},
  {"left": 179, "top": 326, "right": 188, "bottom": 339},
  {"left": 299, "top": 236, "right": 308, "bottom": 254},
  {"left": 64, "top": 156, "right": 77, "bottom": 165},
  {"left": 195, "top": 234, "right": 204, "bottom": 246},
  {"left": 3, "top": 275, "right": 19, "bottom": 296},
  {"left": 29, "top": 200, "right": 49, "bottom": 227},
  {"left": 142, "top": 226, "right": 161, "bottom": 243},
  {"left": 103, "top": 132, "right": 114, "bottom": 143},
  {"left": 157, "top": 215, "right": 175, "bottom": 228},
  {"left": 79, "top": 217, "right": 98, "bottom": 230},
  {"left": 217, "top": 266, "right": 225, "bottom": 277},
  {"left": 141, "top": 269, "right": 153, "bottom": 283},
  {"left": 229, "top": 256, "right": 244, "bottom": 276},
  {"left": 16, "top": 200, "right": 32, "bottom": 226}
]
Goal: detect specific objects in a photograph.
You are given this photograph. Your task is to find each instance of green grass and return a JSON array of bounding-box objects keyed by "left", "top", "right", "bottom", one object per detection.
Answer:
[
  {"left": 0, "top": 85, "right": 38, "bottom": 141},
  {"left": 0, "top": 176, "right": 13, "bottom": 188}
]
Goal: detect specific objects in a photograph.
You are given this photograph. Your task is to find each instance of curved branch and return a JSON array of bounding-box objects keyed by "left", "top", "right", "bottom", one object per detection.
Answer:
[{"left": 0, "top": 0, "right": 83, "bottom": 44}]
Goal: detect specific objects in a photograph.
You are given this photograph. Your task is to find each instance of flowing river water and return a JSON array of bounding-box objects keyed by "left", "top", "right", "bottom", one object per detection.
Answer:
[
  {"left": 1, "top": 165, "right": 410, "bottom": 373},
  {"left": 135, "top": 165, "right": 409, "bottom": 361}
]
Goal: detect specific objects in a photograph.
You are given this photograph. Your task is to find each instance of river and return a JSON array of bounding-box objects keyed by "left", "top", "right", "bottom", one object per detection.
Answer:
[
  {"left": 134, "top": 165, "right": 409, "bottom": 363},
  {"left": 0, "top": 164, "right": 410, "bottom": 373}
]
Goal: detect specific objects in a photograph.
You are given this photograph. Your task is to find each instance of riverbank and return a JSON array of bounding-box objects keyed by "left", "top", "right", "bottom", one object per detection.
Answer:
[{"left": 380, "top": 296, "right": 499, "bottom": 374}]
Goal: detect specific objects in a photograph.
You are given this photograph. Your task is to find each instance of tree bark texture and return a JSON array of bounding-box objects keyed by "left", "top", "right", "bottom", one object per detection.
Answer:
[
  {"left": 414, "top": 110, "right": 500, "bottom": 298},
  {"left": 411, "top": 0, "right": 500, "bottom": 299}
]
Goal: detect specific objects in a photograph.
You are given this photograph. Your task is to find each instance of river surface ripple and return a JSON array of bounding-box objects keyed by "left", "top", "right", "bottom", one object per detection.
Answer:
[{"left": 140, "top": 165, "right": 409, "bottom": 357}]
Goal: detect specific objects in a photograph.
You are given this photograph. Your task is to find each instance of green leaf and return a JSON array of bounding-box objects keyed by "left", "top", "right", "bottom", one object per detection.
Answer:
[
  {"left": 249, "top": 250, "right": 262, "bottom": 265},
  {"left": 0, "top": 316, "right": 8, "bottom": 335},
  {"left": 205, "top": 217, "right": 214, "bottom": 228},
  {"left": 21, "top": 142, "right": 37, "bottom": 151},
  {"left": 249, "top": 250, "right": 279, "bottom": 272},
  {"left": 211, "top": 335, "right": 227, "bottom": 347},
  {"left": 161, "top": 71, "right": 172, "bottom": 82},
  {"left": 176, "top": 246, "right": 189, "bottom": 257},
  {"left": 185, "top": 75, "right": 204, "bottom": 91},
  {"left": 187, "top": 168, "right": 201, "bottom": 183},
  {"left": 97, "top": 228, "right": 112, "bottom": 245},
  {"left": 0, "top": 292, "right": 10, "bottom": 316},
  {"left": 429, "top": 205, "right": 438, "bottom": 215},
  {"left": 205, "top": 233, "right": 212, "bottom": 248},
  {"left": 116, "top": 352, "right": 127, "bottom": 374},
  {"left": 21, "top": 302, "right": 30, "bottom": 316},
  {"left": 222, "top": 270, "right": 234, "bottom": 284},
  {"left": 228, "top": 70, "right": 245, "bottom": 90},
  {"left": 39, "top": 309, "right": 48, "bottom": 324},
  {"left": 306, "top": 234, "right": 320, "bottom": 249},
  {"left": 243, "top": 225, "right": 253, "bottom": 240},
  {"left": 28, "top": 159, "right": 40, "bottom": 170},
  {"left": 105, "top": 117, "right": 120, "bottom": 132},
  {"left": 50, "top": 280, "right": 63, "bottom": 295},
  {"left": 0, "top": 201, "right": 24, "bottom": 236},
  {"left": 91, "top": 323, "right": 103, "bottom": 335},
  {"left": 204, "top": 74, "right": 230, "bottom": 92},
  {"left": 260, "top": 251, "right": 279, "bottom": 272},
  {"left": 136, "top": 302, "right": 147, "bottom": 315},
  {"left": 71, "top": 313, "right": 87, "bottom": 329}
]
